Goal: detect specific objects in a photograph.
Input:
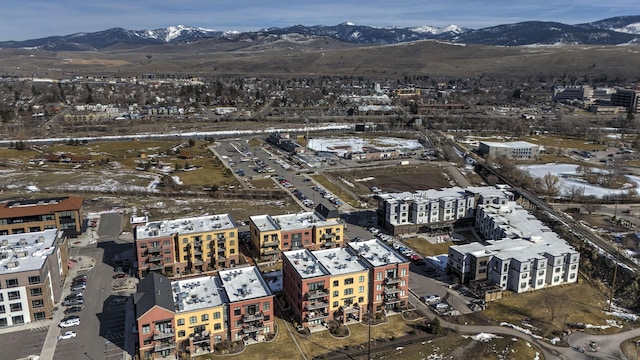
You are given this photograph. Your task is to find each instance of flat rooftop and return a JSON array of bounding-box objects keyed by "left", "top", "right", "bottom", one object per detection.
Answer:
[
  {"left": 172, "top": 276, "right": 226, "bottom": 313},
  {"left": 274, "top": 212, "right": 339, "bottom": 231},
  {"left": 0, "top": 229, "right": 59, "bottom": 275},
  {"left": 136, "top": 214, "right": 236, "bottom": 240},
  {"left": 347, "top": 239, "right": 407, "bottom": 267},
  {"left": 282, "top": 249, "right": 330, "bottom": 279},
  {"left": 378, "top": 186, "right": 468, "bottom": 202},
  {"left": 249, "top": 215, "right": 279, "bottom": 232},
  {"left": 480, "top": 141, "right": 538, "bottom": 148},
  {"left": 219, "top": 266, "right": 272, "bottom": 303},
  {"left": 314, "top": 247, "right": 368, "bottom": 275}
]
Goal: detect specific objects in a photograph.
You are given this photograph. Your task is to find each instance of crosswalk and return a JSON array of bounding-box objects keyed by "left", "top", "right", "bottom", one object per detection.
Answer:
[{"left": 29, "top": 324, "right": 49, "bottom": 332}]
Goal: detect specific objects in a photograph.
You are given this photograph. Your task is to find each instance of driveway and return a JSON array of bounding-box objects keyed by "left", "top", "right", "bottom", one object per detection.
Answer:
[{"left": 98, "top": 213, "right": 123, "bottom": 241}]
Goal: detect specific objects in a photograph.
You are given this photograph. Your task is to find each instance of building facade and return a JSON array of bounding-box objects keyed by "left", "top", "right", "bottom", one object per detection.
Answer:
[
  {"left": 0, "top": 196, "right": 84, "bottom": 237},
  {"left": 135, "top": 266, "right": 273, "bottom": 359},
  {"left": 0, "top": 229, "right": 69, "bottom": 328},
  {"left": 477, "top": 141, "right": 540, "bottom": 160},
  {"left": 249, "top": 209, "right": 344, "bottom": 260},
  {"left": 135, "top": 214, "right": 240, "bottom": 278},
  {"left": 347, "top": 239, "right": 410, "bottom": 312},
  {"left": 448, "top": 201, "right": 580, "bottom": 293}
]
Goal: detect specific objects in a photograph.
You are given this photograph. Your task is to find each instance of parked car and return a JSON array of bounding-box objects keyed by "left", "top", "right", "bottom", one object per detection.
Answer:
[
  {"left": 58, "top": 331, "right": 77, "bottom": 340},
  {"left": 59, "top": 318, "right": 80, "bottom": 328},
  {"left": 71, "top": 283, "right": 86, "bottom": 291},
  {"left": 113, "top": 273, "right": 128, "bottom": 279},
  {"left": 65, "top": 292, "right": 83, "bottom": 301},
  {"left": 432, "top": 302, "right": 449, "bottom": 311},
  {"left": 73, "top": 275, "right": 88, "bottom": 282},
  {"left": 421, "top": 295, "right": 441, "bottom": 304},
  {"left": 64, "top": 306, "right": 83, "bottom": 314},
  {"left": 62, "top": 298, "right": 84, "bottom": 306}
]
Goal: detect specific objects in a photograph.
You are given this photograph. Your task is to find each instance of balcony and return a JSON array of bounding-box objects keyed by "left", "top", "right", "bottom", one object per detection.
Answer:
[
  {"left": 153, "top": 330, "right": 175, "bottom": 340},
  {"left": 383, "top": 287, "right": 401, "bottom": 295},
  {"left": 242, "top": 312, "right": 264, "bottom": 323},
  {"left": 194, "top": 249, "right": 203, "bottom": 255},
  {"left": 384, "top": 296, "right": 402, "bottom": 304},
  {"left": 343, "top": 305, "right": 359, "bottom": 314},
  {"left": 321, "top": 241, "right": 337, "bottom": 248},
  {"left": 261, "top": 239, "right": 279, "bottom": 248},
  {"left": 384, "top": 277, "right": 401, "bottom": 285},
  {"left": 242, "top": 323, "right": 263, "bottom": 334},
  {"left": 192, "top": 259, "right": 204, "bottom": 265},
  {"left": 305, "top": 301, "right": 328, "bottom": 311},
  {"left": 150, "top": 264, "right": 164, "bottom": 271},
  {"left": 154, "top": 341, "right": 176, "bottom": 352},
  {"left": 148, "top": 255, "right": 163, "bottom": 262},
  {"left": 321, "top": 233, "right": 336, "bottom": 240},
  {"left": 217, "top": 244, "right": 226, "bottom": 251},
  {"left": 305, "top": 312, "right": 329, "bottom": 321},
  {"left": 191, "top": 334, "right": 210, "bottom": 344},
  {"left": 306, "top": 290, "right": 327, "bottom": 300},
  {"left": 147, "top": 247, "right": 162, "bottom": 254},
  {"left": 217, "top": 237, "right": 226, "bottom": 244},
  {"left": 261, "top": 248, "right": 280, "bottom": 256}
]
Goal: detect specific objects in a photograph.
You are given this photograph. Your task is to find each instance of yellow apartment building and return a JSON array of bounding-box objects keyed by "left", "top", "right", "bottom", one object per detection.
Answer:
[
  {"left": 315, "top": 248, "right": 369, "bottom": 324},
  {"left": 172, "top": 276, "right": 228, "bottom": 356}
]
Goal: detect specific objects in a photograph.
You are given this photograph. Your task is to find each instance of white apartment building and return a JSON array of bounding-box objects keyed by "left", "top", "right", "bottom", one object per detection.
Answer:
[{"left": 448, "top": 201, "right": 579, "bottom": 293}]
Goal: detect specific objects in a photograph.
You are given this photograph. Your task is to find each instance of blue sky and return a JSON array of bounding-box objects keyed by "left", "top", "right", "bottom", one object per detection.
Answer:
[{"left": 2, "top": 0, "right": 638, "bottom": 41}]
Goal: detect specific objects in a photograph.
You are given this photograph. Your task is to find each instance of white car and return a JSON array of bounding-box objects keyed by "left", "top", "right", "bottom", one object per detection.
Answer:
[
  {"left": 59, "top": 318, "right": 80, "bottom": 328},
  {"left": 58, "top": 331, "right": 77, "bottom": 340}
]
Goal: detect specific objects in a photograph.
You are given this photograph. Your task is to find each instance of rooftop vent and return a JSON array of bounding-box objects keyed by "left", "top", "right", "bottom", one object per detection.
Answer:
[
  {"left": 6, "top": 261, "right": 19, "bottom": 268},
  {"left": 0, "top": 239, "right": 8, "bottom": 246},
  {"left": 36, "top": 236, "right": 45, "bottom": 244},
  {"left": 19, "top": 238, "right": 28, "bottom": 245}
]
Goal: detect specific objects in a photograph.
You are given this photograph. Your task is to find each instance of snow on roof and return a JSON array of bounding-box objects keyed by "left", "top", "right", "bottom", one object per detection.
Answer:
[
  {"left": 347, "top": 239, "right": 407, "bottom": 267},
  {"left": 0, "top": 229, "right": 59, "bottom": 274},
  {"left": 480, "top": 141, "right": 538, "bottom": 148},
  {"left": 274, "top": 212, "right": 340, "bottom": 231},
  {"left": 282, "top": 249, "right": 330, "bottom": 279},
  {"left": 314, "top": 247, "right": 368, "bottom": 275},
  {"left": 249, "top": 214, "right": 279, "bottom": 232},
  {"left": 172, "top": 276, "right": 226, "bottom": 313},
  {"left": 218, "top": 266, "right": 272, "bottom": 303},
  {"left": 136, "top": 214, "right": 236, "bottom": 239}
]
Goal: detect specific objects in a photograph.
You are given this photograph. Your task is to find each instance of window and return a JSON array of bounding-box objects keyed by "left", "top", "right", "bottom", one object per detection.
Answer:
[
  {"left": 358, "top": 297, "right": 364, "bottom": 303},
  {"left": 333, "top": 280, "right": 338, "bottom": 287},
  {"left": 333, "top": 301, "right": 339, "bottom": 307},
  {"left": 537, "top": 279, "right": 543, "bottom": 285},
  {"left": 28, "top": 276, "right": 41, "bottom": 285},
  {"left": 333, "top": 291, "right": 338, "bottom": 297},
  {"left": 177, "top": 318, "right": 185, "bottom": 326},
  {"left": 401, "top": 268, "right": 406, "bottom": 276},
  {"left": 140, "top": 243, "right": 147, "bottom": 248},
  {"left": 189, "top": 316, "right": 197, "bottom": 324},
  {"left": 358, "top": 275, "right": 365, "bottom": 283},
  {"left": 376, "top": 294, "right": 381, "bottom": 301},
  {"left": 344, "top": 278, "right": 354, "bottom": 285},
  {"left": 263, "top": 301, "right": 270, "bottom": 311},
  {"left": 10, "top": 303, "right": 22, "bottom": 312},
  {"left": 358, "top": 286, "right": 364, "bottom": 293},
  {"left": 522, "top": 273, "right": 528, "bottom": 279},
  {"left": 234, "top": 308, "right": 241, "bottom": 316},
  {"left": 520, "top": 282, "right": 526, "bottom": 289},
  {"left": 142, "top": 324, "right": 150, "bottom": 334},
  {"left": 555, "top": 268, "right": 561, "bottom": 273},
  {"left": 31, "top": 299, "right": 44, "bottom": 308},
  {"left": 164, "top": 249, "right": 171, "bottom": 254},
  {"left": 165, "top": 258, "right": 172, "bottom": 263},
  {"left": 164, "top": 240, "right": 171, "bottom": 246},
  {"left": 214, "top": 323, "right": 221, "bottom": 330},
  {"left": 178, "top": 330, "right": 185, "bottom": 337},
  {"left": 570, "top": 273, "right": 576, "bottom": 279},
  {"left": 34, "top": 312, "right": 45, "bottom": 321},
  {"left": 0, "top": 305, "right": 4, "bottom": 314},
  {"left": 538, "top": 270, "right": 544, "bottom": 276},
  {"left": 5, "top": 279, "right": 18, "bottom": 288},
  {"left": 230, "top": 240, "right": 235, "bottom": 246},
  {"left": 376, "top": 272, "right": 382, "bottom": 280},
  {"left": 214, "top": 312, "right": 221, "bottom": 319},
  {"left": 344, "top": 288, "right": 353, "bottom": 296},
  {"left": 11, "top": 315, "right": 24, "bottom": 325},
  {"left": 206, "top": 235, "right": 212, "bottom": 241},
  {"left": 0, "top": 318, "right": 6, "bottom": 327},
  {"left": 571, "top": 264, "right": 577, "bottom": 270},
  {"left": 182, "top": 238, "right": 188, "bottom": 244},
  {"left": 201, "top": 314, "right": 209, "bottom": 321},
  {"left": 376, "top": 284, "right": 381, "bottom": 291},
  {"left": 554, "top": 276, "right": 560, "bottom": 282},
  {"left": 8, "top": 291, "right": 20, "bottom": 300}
]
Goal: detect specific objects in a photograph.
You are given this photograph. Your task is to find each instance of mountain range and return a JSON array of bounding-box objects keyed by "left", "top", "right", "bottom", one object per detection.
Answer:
[{"left": 1, "top": 16, "right": 639, "bottom": 51}]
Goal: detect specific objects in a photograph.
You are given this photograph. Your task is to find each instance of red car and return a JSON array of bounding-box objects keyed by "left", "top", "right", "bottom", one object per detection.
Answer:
[{"left": 113, "top": 273, "right": 128, "bottom": 279}]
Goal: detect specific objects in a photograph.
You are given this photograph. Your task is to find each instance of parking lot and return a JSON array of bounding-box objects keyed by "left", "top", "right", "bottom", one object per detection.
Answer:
[{"left": 0, "top": 326, "right": 49, "bottom": 360}]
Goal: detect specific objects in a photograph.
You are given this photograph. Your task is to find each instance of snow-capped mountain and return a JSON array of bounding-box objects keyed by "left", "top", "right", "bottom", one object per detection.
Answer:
[{"left": 0, "top": 16, "right": 638, "bottom": 51}]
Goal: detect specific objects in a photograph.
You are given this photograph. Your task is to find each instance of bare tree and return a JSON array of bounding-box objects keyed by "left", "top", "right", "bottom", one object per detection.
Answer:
[
  {"left": 566, "top": 185, "right": 585, "bottom": 202},
  {"left": 583, "top": 202, "right": 602, "bottom": 215},
  {"left": 542, "top": 172, "right": 561, "bottom": 197}
]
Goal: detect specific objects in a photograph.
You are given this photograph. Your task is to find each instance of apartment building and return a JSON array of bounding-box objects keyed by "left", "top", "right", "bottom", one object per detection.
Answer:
[
  {"left": 134, "top": 273, "right": 176, "bottom": 360},
  {"left": 448, "top": 201, "right": 579, "bottom": 293},
  {"left": 347, "top": 239, "right": 410, "bottom": 312},
  {"left": 0, "top": 196, "right": 84, "bottom": 237},
  {"left": 135, "top": 266, "right": 273, "bottom": 359},
  {"left": 376, "top": 187, "right": 476, "bottom": 235},
  {"left": 282, "top": 249, "right": 331, "bottom": 328},
  {"left": 249, "top": 209, "right": 344, "bottom": 260},
  {"left": 0, "top": 229, "right": 69, "bottom": 328},
  {"left": 173, "top": 276, "right": 227, "bottom": 356},
  {"left": 135, "top": 214, "right": 239, "bottom": 278},
  {"left": 219, "top": 267, "right": 274, "bottom": 342},
  {"left": 314, "top": 248, "right": 370, "bottom": 325},
  {"left": 611, "top": 88, "right": 640, "bottom": 113}
]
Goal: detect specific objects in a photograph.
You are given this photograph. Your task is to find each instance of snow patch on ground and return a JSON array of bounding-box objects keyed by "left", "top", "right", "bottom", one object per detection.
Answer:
[{"left": 463, "top": 333, "right": 503, "bottom": 342}]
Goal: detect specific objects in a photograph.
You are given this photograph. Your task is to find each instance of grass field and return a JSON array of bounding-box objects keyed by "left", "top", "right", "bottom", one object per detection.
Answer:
[{"left": 402, "top": 237, "right": 453, "bottom": 257}]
